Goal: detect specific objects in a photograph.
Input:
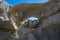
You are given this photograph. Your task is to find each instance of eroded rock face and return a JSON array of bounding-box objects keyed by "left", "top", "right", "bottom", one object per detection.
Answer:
[
  {"left": 4, "top": 0, "right": 60, "bottom": 40},
  {"left": 19, "top": 10, "right": 60, "bottom": 40},
  {"left": 35, "top": 12, "right": 60, "bottom": 40}
]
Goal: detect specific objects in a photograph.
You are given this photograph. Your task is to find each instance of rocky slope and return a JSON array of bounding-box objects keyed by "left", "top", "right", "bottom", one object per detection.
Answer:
[{"left": 0, "top": 0, "right": 60, "bottom": 40}]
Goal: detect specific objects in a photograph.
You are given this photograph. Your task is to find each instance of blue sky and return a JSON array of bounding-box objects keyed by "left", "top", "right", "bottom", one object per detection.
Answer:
[
  {"left": 5, "top": 0, "right": 49, "bottom": 6},
  {"left": 27, "top": 17, "right": 38, "bottom": 21}
]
